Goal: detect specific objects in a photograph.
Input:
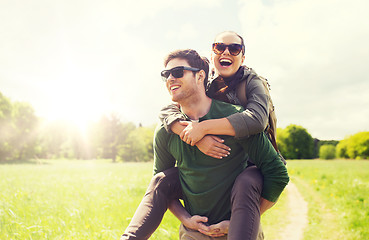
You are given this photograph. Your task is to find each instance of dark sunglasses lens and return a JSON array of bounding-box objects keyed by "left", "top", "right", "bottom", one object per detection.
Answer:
[
  {"left": 171, "top": 68, "right": 184, "bottom": 78},
  {"left": 229, "top": 44, "right": 242, "bottom": 55},
  {"left": 161, "top": 70, "right": 170, "bottom": 80},
  {"left": 213, "top": 43, "right": 226, "bottom": 54},
  {"left": 161, "top": 67, "right": 185, "bottom": 81}
]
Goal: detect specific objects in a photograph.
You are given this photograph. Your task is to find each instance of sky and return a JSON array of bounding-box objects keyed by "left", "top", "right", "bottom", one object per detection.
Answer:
[{"left": 1, "top": 0, "right": 368, "bottom": 140}]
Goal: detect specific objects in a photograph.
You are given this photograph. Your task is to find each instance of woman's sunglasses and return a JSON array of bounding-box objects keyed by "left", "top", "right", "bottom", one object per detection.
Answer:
[
  {"left": 212, "top": 43, "right": 244, "bottom": 56},
  {"left": 161, "top": 66, "right": 200, "bottom": 82}
]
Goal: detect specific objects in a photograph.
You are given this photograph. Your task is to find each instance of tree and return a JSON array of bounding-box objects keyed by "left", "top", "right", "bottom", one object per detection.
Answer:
[
  {"left": 11, "top": 102, "right": 39, "bottom": 160},
  {"left": 0, "top": 92, "right": 39, "bottom": 161},
  {"left": 319, "top": 145, "right": 336, "bottom": 159},
  {"left": 93, "top": 114, "right": 135, "bottom": 162},
  {"left": 277, "top": 124, "right": 314, "bottom": 159},
  {"left": 313, "top": 139, "right": 339, "bottom": 158},
  {"left": 336, "top": 132, "right": 369, "bottom": 159},
  {"left": 37, "top": 120, "right": 74, "bottom": 159},
  {"left": 0, "top": 92, "right": 13, "bottom": 161},
  {"left": 117, "top": 125, "right": 155, "bottom": 162}
]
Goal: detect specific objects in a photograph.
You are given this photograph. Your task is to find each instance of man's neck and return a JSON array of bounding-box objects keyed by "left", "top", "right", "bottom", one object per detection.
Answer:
[{"left": 179, "top": 94, "right": 212, "bottom": 121}]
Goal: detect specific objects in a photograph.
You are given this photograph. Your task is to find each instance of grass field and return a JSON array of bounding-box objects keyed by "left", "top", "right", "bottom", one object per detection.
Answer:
[
  {"left": 286, "top": 160, "right": 369, "bottom": 240},
  {"left": 0, "top": 159, "right": 368, "bottom": 239}
]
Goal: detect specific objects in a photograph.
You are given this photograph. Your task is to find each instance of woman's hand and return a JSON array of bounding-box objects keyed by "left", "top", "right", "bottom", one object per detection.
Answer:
[
  {"left": 196, "top": 135, "right": 231, "bottom": 159},
  {"left": 198, "top": 220, "right": 230, "bottom": 237},
  {"left": 179, "top": 121, "right": 206, "bottom": 146}
]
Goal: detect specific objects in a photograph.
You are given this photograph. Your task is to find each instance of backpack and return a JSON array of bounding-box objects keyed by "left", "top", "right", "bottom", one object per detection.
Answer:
[{"left": 236, "top": 72, "right": 286, "bottom": 164}]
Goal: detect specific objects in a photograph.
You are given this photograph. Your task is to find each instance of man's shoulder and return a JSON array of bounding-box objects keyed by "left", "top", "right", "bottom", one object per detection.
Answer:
[
  {"left": 154, "top": 123, "right": 172, "bottom": 144},
  {"left": 211, "top": 99, "right": 244, "bottom": 114},
  {"left": 154, "top": 123, "right": 171, "bottom": 142}
]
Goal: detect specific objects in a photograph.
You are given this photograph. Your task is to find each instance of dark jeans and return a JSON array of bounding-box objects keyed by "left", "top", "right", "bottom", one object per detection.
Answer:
[{"left": 121, "top": 166, "right": 263, "bottom": 240}]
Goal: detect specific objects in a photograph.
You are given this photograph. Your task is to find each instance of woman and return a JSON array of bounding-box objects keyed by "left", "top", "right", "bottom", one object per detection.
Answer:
[{"left": 122, "top": 31, "right": 275, "bottom": 240}]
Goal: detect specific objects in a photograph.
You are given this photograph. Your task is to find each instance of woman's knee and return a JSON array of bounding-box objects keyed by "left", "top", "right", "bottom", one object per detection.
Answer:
[
  {"left": 232, "top": 166, "right": 263, "bottom": 195},
  {"left": 148, "top": 167, "right": 181, "bottom": 198}
]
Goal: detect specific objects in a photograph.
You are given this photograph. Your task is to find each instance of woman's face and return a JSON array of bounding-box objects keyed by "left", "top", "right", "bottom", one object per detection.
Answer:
[{"left": 211, "top": 32, "right": 245, "bottom": 78}]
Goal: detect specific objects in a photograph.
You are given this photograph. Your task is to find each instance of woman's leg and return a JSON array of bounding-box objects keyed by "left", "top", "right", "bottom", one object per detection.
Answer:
[
  {"left": 228, "top": 166, "right": 263, "bottom": 240},
  {"left": 121, "top": 167, "right": 182, "bottom": 240}
]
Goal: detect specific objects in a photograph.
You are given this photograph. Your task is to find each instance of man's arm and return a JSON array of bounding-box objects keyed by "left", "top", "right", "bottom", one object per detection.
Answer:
[
  {"left": 240, "top": 132, "right": 289, "bottom": 203},
  {"left": 260, "top": 197, "right": 276, "bottom": 215},
  {"left": 168, "top": 200, "right": 227, "bottom": 237},
  {"left": 153, "top": 125, "right": 176, "bottom": 175},
  {"left": 168, "top": 200, "right": 210, "bottom": 231}
]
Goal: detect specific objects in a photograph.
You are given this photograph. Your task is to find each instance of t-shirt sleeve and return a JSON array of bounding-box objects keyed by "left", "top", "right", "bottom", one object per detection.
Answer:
[{"left": 153, "top": 125, "right": 176, "bottom": 175}]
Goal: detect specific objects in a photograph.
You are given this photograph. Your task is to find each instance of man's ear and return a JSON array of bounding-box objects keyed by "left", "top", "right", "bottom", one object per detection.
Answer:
[{"left": 197, "top": 70, "right": 206, "bottom": 84}]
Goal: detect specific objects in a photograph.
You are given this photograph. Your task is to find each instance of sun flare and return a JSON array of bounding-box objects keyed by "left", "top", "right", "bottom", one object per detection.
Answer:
[{"left": 43, "top": 72, "right": 112, "bottom": 131}]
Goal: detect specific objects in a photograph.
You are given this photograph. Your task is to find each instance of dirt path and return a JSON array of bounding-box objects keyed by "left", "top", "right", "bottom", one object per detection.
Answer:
[{"left": 278, "top": 181, "right": 308, "bottom": 240}]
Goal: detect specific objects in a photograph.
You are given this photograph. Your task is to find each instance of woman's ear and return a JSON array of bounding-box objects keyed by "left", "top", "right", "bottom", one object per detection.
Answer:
[{"left": 241, "top": 54, "right": 245, "bottom": 65}]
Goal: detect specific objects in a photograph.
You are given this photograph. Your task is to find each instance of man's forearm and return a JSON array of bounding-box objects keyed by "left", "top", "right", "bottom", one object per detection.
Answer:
[
  {"left": 260, "top": 197, "right": 276, "bottom": 215},
  {"left": 169, "top": 199, "right": 211, "bottom": 233},
  {"left": 168, "top": 199, "right": 191, "bottom": 224}
]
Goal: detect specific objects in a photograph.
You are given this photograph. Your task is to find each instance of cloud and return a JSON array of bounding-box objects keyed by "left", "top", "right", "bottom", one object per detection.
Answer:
[{"left": 238, "top": 0, "right": 369, "bottom": 139}]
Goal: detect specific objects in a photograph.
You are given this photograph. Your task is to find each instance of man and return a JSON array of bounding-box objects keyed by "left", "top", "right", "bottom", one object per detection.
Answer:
[{"left": 122, "top": 49, "right": 289, "bottom": 240}]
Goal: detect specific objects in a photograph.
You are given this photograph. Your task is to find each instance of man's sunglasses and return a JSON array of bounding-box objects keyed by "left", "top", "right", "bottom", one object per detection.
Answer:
[
  {"left": 212, "top": 43, "right": 244, "bottom": 56},
  {"left": 161, "top": 66, "right": 200, "bottom": 82}
]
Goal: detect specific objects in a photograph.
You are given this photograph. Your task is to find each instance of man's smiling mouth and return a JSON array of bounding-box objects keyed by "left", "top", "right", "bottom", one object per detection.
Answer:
[{"left": 170, "top": 85, "right": 180, "bottom": 91}]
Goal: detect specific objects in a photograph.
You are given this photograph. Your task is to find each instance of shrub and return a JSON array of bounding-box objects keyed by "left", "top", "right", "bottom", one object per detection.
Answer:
[{"left": 319, "top": 145, "right": 336, "bottom": 159}]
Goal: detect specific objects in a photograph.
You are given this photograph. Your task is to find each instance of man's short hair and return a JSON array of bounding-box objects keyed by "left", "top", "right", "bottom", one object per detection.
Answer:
[{"left": 164, "top": 49, "right": 209, "bottom": 88}]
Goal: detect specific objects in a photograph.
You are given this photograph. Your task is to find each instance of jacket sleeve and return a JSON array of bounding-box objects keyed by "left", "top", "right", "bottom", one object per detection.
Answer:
[
  {"left": 226, "top": 73, "right": 269, "bottom": 138},
  {"left": 158, "top": 103, "right": 186, "bottom": 133},
  {"left": 240, "top": 132, "right": 289, "bottom": 202}
]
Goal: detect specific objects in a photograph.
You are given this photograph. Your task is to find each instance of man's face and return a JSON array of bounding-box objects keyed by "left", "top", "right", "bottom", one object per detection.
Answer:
[
  {"left": 211, "top": 32, "right": 245, "bottom": 78},
  {"left": 164, "top": 58, "right": 198, "bottom": 103}
]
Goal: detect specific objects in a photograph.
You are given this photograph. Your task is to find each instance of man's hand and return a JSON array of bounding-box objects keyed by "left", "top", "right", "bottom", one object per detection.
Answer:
[
  {"left": 196, "top": 135, "right": 231, "bottom": 159},
  {"left": 198, "top": 220, "right": 229, "bottom": 237},
  {"left": 183, "top": 215, "right": 211, "bottom": 233},
  {"left": 179, "top": 121, "right": 206, "bottom": 146}
]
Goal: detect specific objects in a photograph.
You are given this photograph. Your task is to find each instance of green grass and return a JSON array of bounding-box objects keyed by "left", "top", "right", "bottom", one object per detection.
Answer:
[
  {"left": 260, "top": 186, "right": 289, "bottom": 240},
  {"left": 1, "top": 159, "right": 368, "bottom": 239},
  {"left": 0, "top": 160, "right": 180, "bottom": 239},
  {"left": 287, "top": 160, "right": 369, "bottom": 240}
]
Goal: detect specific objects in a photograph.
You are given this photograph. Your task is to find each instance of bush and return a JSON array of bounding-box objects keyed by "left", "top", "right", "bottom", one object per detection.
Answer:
[
  {"left": 319, "top": 145, "right": 336, "bottom": 159},
  {"left": 336, "top": 132, "right": 369, "bottom": 159}
]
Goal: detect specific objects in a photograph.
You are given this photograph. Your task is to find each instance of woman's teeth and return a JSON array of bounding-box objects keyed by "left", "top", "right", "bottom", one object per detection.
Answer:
[{"left": 220, "top": 59, "right": 232, "bottom": 66}]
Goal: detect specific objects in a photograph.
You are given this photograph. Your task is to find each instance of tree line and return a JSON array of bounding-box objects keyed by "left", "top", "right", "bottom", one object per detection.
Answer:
[
  {"left": 1, "top": 91, "right": 368, "bottom": 162},
  {"left": 0, "top": 91, "right": 154, "bottom": 162},
  {"left": 277, "top": 124, "right": 369, "bottom": 160}
]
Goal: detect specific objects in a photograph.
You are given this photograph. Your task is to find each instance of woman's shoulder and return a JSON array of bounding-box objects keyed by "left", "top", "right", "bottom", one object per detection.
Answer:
[{"left": 241, "top": 66, "right": 262, "bottom": 83}]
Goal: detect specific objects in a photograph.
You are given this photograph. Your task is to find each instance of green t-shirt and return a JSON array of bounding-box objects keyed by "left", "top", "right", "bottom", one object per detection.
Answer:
[{"left": 154, "top": 99, "right": 289, "bottom": 224}]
